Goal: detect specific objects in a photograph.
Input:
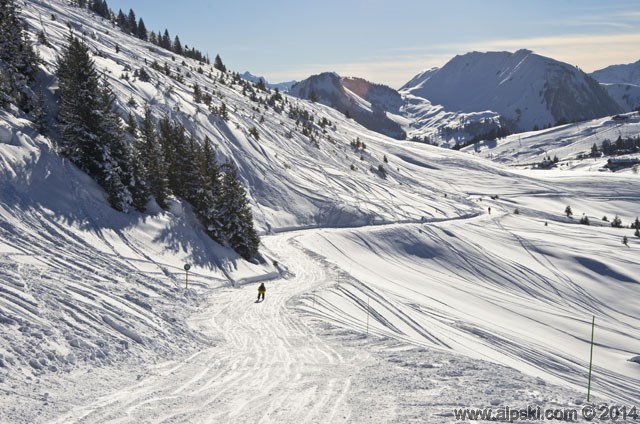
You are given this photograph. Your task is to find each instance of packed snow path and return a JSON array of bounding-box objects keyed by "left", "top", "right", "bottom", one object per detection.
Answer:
[
  {"left": 45, "top": 224, "right": 601, "bottom": 424},
  {"left": 51, "top": 233, "right": 355, "bottom": 423}
]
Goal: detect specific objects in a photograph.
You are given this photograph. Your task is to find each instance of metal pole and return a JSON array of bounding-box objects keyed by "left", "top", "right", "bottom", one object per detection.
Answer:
[
  {"left": 366, "top": 296, "right": 370, "bottom": 337},
  {"left": 587, "top": 315, "right": 595, "bottom": 401}
]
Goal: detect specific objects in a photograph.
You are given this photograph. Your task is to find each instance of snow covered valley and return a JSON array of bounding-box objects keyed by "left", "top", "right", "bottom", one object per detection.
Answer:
[
  {"left": 2, "top": 116, "right": 639, "bottom": 421},
  {"left": 1, "top": 0, "right": 640, "bottom": 422}
]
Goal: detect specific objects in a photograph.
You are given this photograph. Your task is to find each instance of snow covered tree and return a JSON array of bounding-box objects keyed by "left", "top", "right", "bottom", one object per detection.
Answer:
[
  {"left": 0, "top": 0, "right": 38, "bottom": 111},
  {"left": 57, "top": 35, "right": 134, "bottom": 212},
  {"left": 139, "top": 108, "right": 170, "bottom": 208},
  {"left": 124, "top": 113, "right": 151, "bottom": 212},
  {"left": 218, "top": 162, "right": 260, "bottom": 260},
  {"left": 96, "top": 80, "right": 135, "bottom": 212},
  {"left": 56, "top": 34, "right": 104, "bottom": 171},
  {"left": 198, "top": 137, "right": 223, "bottom": 242}
]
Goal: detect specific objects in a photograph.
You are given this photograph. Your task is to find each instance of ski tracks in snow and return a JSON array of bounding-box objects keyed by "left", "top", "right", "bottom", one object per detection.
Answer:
[{"left": 50, "top": 232, "right": 358, "bottom": 424}]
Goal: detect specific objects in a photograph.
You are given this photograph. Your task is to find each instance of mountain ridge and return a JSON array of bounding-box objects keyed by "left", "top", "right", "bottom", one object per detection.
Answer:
[
  {"left": 590, "top": 59, "right": 640, "bottom": 112},
  {"left": 400, "top": 49, "right": 622, "bottom": 132}
]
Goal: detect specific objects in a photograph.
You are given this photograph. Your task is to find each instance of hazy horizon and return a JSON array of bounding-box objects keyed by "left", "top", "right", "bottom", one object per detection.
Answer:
[{"left": 105, "top": 0, "right": 640, "bottom": 88}]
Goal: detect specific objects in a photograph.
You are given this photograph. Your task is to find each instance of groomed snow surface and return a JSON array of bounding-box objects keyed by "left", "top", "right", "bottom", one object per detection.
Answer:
[{"left": 1, "top": 0, "right": 639, "bottom": 422}]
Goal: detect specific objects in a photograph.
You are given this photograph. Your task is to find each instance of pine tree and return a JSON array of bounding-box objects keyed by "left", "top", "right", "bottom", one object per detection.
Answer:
[
  {"left": 32, "top": 89, "right": 48, "bottom": 134},
  {"left": 161, "top": 29, "right": 171, "bottom": 50},
  {"left": 193, "top": 83, "right": 202, "bottom": 103},
  {"left": 173, "top": 35, "right": 183, "bottom": 55},
  {"left": 213, "top": 54, "right": 226, "bottom": 73},
  {"left": 137, "top": 18, "right": 148, "bottom": 40},
  {"left": 123, "top": 112, "right": 149, "bottom": 211},
  {"left": 0, "top": 0, "right": 38, "bottom": 111},
  {"left": 57, "top": 35, "right": 134, "bottom": 212},
  {"left": 181, "top": 135, "right": 208, "bottom": 208},
  {"left": 141, "top": 109, "right": 170, "bottom": 208},
  {"left": 56, "top": 34, "right": 104, "bottom": 172},
  {"left": 116, "top": 9, "right": 127, "bottom": 31},
  {"left": 127, "top": 9, "right": 137, "bottom": 35},
  {"left": 97, "top": 79, "right": 134, "bottom": 212},
  {"left": 218, "top": 162, "right": 260, "bottom": 260},
  {"left": 198, "top": 137, "right": 223, "bottom": 241},
  {"left": 219, "top": 102, "right": 228, "bottom": 120},
  {"left": 90, "top": 0, "right": 110, "bottom": 18}
]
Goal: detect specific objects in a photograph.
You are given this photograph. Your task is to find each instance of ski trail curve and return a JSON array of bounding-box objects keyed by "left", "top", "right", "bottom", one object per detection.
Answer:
[{"left": 49, "top": 232, "right": 359, "bottom": 424}]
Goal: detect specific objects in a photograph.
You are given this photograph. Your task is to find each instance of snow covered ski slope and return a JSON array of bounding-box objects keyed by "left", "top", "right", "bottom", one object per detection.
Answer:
[{"left": 1, "top": 0, "right": 639, "bottom": 422}]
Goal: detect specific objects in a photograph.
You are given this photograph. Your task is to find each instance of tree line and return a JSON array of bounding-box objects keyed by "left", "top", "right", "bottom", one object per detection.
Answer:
[
  {"left": 56, "top": 34, "right": 259, "bottom": 259},
  {"left": 0, "top": 0, "right": 259, "bottom": 261},
  {"left": 0, "top": 0, "right": 39, "bottom": 112},
  {"left": 72, "top": 0, "right": 212, "bottom": 64}
]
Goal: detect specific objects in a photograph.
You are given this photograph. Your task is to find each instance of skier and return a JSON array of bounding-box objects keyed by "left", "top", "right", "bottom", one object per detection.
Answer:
[{"left": 257, "top": 283, "right": 266, "bottom": 301}]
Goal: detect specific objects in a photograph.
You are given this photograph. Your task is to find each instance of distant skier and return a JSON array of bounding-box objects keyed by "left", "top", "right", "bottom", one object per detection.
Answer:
[{"left": 257, "top": 283, "right": 266, "bottom": 301}]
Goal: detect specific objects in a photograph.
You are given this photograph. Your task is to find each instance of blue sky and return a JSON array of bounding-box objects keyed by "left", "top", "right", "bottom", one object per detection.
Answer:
[{"left": 106, "top": 0, "right": 640, "bottom": 88}]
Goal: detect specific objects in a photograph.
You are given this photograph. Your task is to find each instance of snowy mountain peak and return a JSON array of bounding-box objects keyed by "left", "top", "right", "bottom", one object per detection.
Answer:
[
  {"left": 401, "top": 49, "right": 622, "bottom": 132},
  {"left": 290, "top": 72, "right": 406, "bottom": 139}
]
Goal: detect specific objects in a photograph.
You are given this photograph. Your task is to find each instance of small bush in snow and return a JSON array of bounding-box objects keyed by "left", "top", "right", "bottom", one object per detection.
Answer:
[
  {"left": 611, "top": 215, "right": 623, "bottom": 228},
  {"left": 565, "top": 206, "right": 573, "bottom": 218},
  {"left": 378, "top": 164, "right": 387, "bottom": 177}
]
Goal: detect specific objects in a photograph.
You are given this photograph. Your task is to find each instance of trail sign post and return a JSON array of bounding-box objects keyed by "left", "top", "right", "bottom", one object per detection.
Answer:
[{"left": 184, "top": 264, "right": 191, "bottom": 289}]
